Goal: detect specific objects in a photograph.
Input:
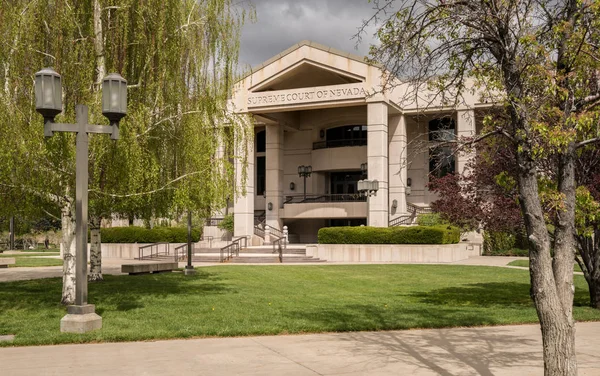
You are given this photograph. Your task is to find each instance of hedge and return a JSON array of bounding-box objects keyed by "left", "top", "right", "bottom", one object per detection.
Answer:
[
  {"left": 100, "top": 227, "right": 201, "bottom": 243},
  {"left": 318, "top": 225, "right": 460, "bottom": 244}
]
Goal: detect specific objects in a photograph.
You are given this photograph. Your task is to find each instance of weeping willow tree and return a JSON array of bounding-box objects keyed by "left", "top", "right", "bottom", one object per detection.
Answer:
[{"left": 0, "top": 0, "right": 254, "bottom": 303}]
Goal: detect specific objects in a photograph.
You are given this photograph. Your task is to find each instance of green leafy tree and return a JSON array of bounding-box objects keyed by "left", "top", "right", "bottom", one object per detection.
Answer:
[
  {"left": 0, "top": 0, "right": 252, "bottom": 301},
  {"left": 363, "top": 1, "right": 600, "bottom": 374}
]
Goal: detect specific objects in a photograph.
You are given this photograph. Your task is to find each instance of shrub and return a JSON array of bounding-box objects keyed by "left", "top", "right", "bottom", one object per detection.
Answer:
[
  {"left": 318, "top": 225, "right": 460, "bottom": 244},
  {"left": 416, "top": 213, "right": 447, "bottom": 227},
  {"left": 482, "top": 231, "right": 529, "bottom": 256},
  {"left": 101, "top": 226, "right": 201, "bottom": 243},
  {"left": 217, "top": 214, "right": 234, "bottom": 233}
]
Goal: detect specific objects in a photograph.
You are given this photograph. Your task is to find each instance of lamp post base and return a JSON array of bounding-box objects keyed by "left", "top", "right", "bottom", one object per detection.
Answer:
[
  {"left": 60, "top": 304, "right": 102, "bottom": 333},
  {"left": 184, "top": 266, "right": 196, "bottom": 275}
]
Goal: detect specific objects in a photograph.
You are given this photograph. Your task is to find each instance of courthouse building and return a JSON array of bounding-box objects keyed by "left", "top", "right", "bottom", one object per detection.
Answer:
[{"left": 230, "top": 41, "right": 487, "bottom": 243}]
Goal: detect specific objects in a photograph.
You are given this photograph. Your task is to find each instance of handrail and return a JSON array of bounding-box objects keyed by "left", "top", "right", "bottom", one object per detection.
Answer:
[
  {"left": 285, "top": 194, "right": 366, "bottom": 204},
  {"left": 219, "top": 236, "right": 248, "bottom": 262},
  {"left": 138, "top": 242, "right": 170, "bottom": 260},
  {"left": 174, "top": 244, "right": 187, "bottom": 262},
  {"left": 272, "top": 235, "right": 285, "bottom": 263},
  {"left": 389, "top": 203, "right": 433, "bottom": 227}
]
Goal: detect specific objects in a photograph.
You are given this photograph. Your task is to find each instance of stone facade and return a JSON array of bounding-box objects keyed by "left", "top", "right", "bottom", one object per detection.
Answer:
[{"left": 230, "top": 41, "right": 487, "bottom": 243}]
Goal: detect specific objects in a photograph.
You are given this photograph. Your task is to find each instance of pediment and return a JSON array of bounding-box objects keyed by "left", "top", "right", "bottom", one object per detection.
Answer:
[{"left": 250, "top": 59, "right": 364, "bottom": 93}]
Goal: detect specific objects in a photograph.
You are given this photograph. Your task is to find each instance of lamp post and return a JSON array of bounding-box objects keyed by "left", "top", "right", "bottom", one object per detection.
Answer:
[
  {"left": 360, "top": 162, "right": 368, "bottom": 179},
  {"left": 358, "top": 179, "right": 379, "bottom": 226},
  {"left": 35, "top": 68, "right": 126, "bottom": 333},
  {"left": 185, "top": 211, "right": 196, "bottom": 275},
  {"left": 297, "top": 165, "right": 312, "bottom": 201}
]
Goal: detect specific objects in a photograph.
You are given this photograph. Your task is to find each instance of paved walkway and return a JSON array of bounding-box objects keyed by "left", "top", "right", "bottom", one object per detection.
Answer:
[{"left": 1, "top": 323, "right": 599, "bottom": 375}]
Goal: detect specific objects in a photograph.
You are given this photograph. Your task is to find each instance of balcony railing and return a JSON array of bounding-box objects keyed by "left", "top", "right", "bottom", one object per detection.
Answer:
[
  {"left": 285, "top": 194, "right": 366, "bottom": 204},
  {"left": 312, "top": 138, "right": 367, "bottom": 150}
]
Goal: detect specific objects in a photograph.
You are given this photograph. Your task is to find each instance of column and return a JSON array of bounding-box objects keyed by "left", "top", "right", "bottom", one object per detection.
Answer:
[
  {"left": 456, "top": 109, "right": 476, "bottom": 175},
  {"left": 265, "top": 124, "right": 283, "bottom": 231},
  {"left": 234, "top": 128, "right": 254, "bottom": 237},
  {"left": 367, "top": 102, "right": 389, "bottom": 227},
  {"left": 388, "top": 114, "right": 407, "bottom": 218}
]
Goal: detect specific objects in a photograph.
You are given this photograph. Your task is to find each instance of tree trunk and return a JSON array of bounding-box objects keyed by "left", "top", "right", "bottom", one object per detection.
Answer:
[
  {"left": 93, "top": 0, "right": 105, "bottom": 85},
  {"left": 517, "top": 153, "right": 578, "bottom": 376},
  {"left": 60, "top": 201, "right": 76, "bottom": 305},
  {"left": 89, "top": 216, "right": 103, "bottom": 282}
]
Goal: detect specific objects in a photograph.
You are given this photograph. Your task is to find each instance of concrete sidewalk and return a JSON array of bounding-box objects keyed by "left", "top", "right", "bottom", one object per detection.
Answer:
[{"left": 1, "top": 322, "right": 599, "bottom": 375}]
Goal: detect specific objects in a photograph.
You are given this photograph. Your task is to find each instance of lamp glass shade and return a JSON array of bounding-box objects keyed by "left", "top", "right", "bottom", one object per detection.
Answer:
[
  {"left": 34, "top": 68, "right": 62, "bottom": 119},
  {"left": 372, "top": 180, "right": 379, "bottom": 191},
  {"left": 357, "top": 180, "right": 366, "bottom": 192},
  {"left": 298, "top": 165, "right": 304, "bottom": 175},
  {"left": 306, "top": 165, "right": 312, "bottom": 174},
  {"left": 102, "top": 73, "right": 127, "bottom": 122}
]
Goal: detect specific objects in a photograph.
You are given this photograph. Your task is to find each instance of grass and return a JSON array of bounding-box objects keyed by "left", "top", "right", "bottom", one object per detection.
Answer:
[
  {"left": 508, "top": 260, "right": 582, "bottom": 272},
  {"left": 0, "top": 253, "right": 62, "bottom": 267},
  {"left": 0, "top": 265, "right": 599, "bottom": 347}
]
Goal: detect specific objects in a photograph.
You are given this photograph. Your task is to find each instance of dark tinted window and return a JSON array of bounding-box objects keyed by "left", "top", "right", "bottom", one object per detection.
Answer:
[
  {"left": 256, "top": 130, "right": 266, "bottom": 153},
  {"left": 256, "top": 156, "right": 266, "bottom": 196},
  {"left": 429, "top": 118, "right": 456, "bottom": 178}
]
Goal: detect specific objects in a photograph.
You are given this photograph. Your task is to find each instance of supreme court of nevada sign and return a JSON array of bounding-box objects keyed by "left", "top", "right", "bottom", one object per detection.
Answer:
[{"left": 247, "top": 83, "right": 367, "bottom": 108}]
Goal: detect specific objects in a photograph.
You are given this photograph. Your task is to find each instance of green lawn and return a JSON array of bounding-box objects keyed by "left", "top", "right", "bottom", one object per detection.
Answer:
[
  {"left": 508, "top": 260, "right": 582, "bottom": 272},
  {"left": 0, "top": 253, "right": 62, "bottom": 267},
  {"left": 0, "top": 265, "right": 599, "bottom": 347}
]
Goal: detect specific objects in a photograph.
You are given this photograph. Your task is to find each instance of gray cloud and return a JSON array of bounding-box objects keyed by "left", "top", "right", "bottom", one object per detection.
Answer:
[{"left": 238, "top": 0, "right": 380, "bottom": 69}]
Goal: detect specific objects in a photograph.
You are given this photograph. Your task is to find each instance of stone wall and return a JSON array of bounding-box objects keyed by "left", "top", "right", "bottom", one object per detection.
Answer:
[{"left": 306, "top": 243, "right": 481, "bottom": 263}]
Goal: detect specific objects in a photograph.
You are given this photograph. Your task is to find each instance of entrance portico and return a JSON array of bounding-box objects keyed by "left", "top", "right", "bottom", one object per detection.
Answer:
[{"left": 231, "top": 41, "right": 482, "bottom": 243}]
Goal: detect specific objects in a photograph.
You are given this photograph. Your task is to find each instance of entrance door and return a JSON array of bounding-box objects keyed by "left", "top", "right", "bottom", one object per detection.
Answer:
[{"left": 330, "top": 171, "right": 362, "bottom": 196}]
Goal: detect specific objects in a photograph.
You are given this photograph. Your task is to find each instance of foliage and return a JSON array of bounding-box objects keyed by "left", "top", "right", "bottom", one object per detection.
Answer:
[
  {"left": 365, "top": 0, "right": 600, "bottom": 369},
  {"left": 1, "top": 265, "right": 599, "bottom": 347},
  {"left": 482, "top": 232, "right": 529, "bottom": 257},
  {"left": 416, "top": 213, "right": 447, "bottom": 227},
  {"left": 317, "top": 225, "right": 460, "bottom": 245},
  {"left": 100, "top": 226, "right": 200, "bottom": 243},
  {"left": 217, "top": 214, "right": 234, "bottom": 234}
]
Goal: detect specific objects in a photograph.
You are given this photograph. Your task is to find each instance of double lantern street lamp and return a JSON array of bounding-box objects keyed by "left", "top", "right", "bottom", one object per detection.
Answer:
[
  {"left": 358, "top": 178, "right": 379, "bottom": 227},
  {"left": 35, "top": 68, "right": 127, "bottom": 333},
  {"left": 297, "top": 165, "right": 312, "bottom": 201}
]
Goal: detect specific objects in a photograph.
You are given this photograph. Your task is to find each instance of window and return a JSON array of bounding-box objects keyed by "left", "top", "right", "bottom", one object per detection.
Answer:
[
  {"left": 256, "top": 156, "right": 266, "bottom": 196},
  {"left": 256, "top": 130, "right": 266, "bottom": 153},
  {"left": 429, "top": 118, "right": 456, "bottom": 178},
  {"left": 313, "top": 125, "right": 367, "bottom": 149}
]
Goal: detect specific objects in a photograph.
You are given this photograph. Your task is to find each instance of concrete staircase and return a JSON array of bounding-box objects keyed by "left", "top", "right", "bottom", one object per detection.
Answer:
[{"left": 191, "top": 245, "right": 325, "bottom": 263}]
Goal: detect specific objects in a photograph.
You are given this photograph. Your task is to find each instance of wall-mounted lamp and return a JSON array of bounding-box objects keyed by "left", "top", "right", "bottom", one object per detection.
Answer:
[
  {"left": 407, "top": 177, "right": 412, "bottom": 187},
  {"left": 392, "top": 199, "right": 398, "bottom": 209},
  {"left": 320, "top": 129, "right": 325, "bottom": 139},
  {"left": 289, "top": 182, "right": 295, "bottom": 191},
  {"left": 267, "top": 202, "right": 273, "bottom": 211}
]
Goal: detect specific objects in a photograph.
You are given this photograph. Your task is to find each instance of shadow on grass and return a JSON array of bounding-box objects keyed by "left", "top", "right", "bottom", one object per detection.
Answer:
[
  {"left": 0, "top": 269, "right": 232, "bottom": 315},
  {"left": 408, "top": 282, "right": 533, "bottom": 308}
]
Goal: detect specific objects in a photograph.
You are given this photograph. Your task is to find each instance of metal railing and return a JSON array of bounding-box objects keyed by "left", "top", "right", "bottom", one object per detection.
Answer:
[
  {"left": 205, "top": 218, "right": 223, "bottom": 226},
  {"left": 285, "top": 193, "right": 367, "bottom": 204},
  {"left": 219, "top": 236, "right": 248, "bottom": 262},
  {"left": 198, "top": 236, "right": 213, "bottom": 248},
  {"left": 389, "top": 203, "right": 434, "bottom": 227},
  {"left": 272, "top": 235, "right": 285, "bottom": 263},
  {"left": 312, "top": 138, "right": 367, "bottom": 150},
  {"left": 174, "top": 244, "right": 187, "bottom": 262},
  {"left": 138, "top": 242, "right": 170, "bottom": 260}
]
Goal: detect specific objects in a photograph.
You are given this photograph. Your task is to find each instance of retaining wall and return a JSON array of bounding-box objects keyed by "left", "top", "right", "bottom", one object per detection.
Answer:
[{"left": 306, "top": 243, "right": 481, "bottom": 263}]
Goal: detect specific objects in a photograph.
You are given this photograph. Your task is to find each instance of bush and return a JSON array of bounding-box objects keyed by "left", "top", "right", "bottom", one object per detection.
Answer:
[
  {"left": 482, "top": 231, "right": 529, "bottom": 256},
  {"left": 101, "top": 226, "right": 201, "bottom": 243},
  {"left": 318, "top": 225, "right": 460, "bottom": 244},
  {"left": 416, "top": 213, "right": 447, "bottom": 227},
  {"left": 217, "top": 214, "right": 234, "bottom": 233}
]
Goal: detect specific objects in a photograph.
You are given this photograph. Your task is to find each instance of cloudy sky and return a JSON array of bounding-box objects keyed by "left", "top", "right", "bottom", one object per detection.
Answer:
[{"left": 238, "top": 0, "right": 382, "bottom": 69}]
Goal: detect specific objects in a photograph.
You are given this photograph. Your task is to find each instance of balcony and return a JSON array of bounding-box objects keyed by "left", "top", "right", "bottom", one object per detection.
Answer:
[
  {"left": 282, "top": 194, "right": 367, "bottom": 219},
  {"left": 312, "top": 138, "right": 367, "bottom": 150}
]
